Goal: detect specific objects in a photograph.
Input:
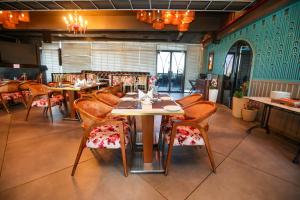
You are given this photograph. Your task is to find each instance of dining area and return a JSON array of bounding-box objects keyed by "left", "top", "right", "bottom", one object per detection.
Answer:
[{"left": 0, "top": 0, "right": 300, "bottom": 199}]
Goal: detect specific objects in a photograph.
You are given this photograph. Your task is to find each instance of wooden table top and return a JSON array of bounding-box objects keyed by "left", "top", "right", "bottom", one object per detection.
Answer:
[
  {"left": 246, "top": 97, "right": 300, "bottom": 114},
  {"left": 112, "top": 93, "right": 184, "bottom": 116}
]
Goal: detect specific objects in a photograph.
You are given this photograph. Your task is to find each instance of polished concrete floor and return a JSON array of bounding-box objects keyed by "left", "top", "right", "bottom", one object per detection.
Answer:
[{"left": 0, "top": 98, "right": 300, "bottom": 200}]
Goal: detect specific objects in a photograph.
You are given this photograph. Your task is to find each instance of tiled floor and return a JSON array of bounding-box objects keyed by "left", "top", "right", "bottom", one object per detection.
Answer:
[{"left": 0, "top": 98, "right": 299, "bottom": 200}]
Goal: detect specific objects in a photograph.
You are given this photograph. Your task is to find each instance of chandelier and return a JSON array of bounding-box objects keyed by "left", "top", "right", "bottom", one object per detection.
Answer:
[
  {"left": 63, "top": 12, "right": 88, "bottom": 34},
  {"left": 0, "top": 11, "right": 30, "bottom": 29},
  {"left": 136, "top": 10, "right": 195, "bottom": 32}
]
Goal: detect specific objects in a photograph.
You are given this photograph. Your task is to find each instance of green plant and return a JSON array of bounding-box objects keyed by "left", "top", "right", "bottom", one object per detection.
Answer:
[
  {"left": 233, "top": 89, "right": 244, "bottom": 98},
  {"left": 234, "top": 81, "right": 249, "bottom": 98}
]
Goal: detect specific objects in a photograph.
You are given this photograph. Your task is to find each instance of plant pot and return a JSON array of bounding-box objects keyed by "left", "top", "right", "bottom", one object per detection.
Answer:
[
  {"left": 232, "top": 97, "right": 249, "bottom": 118},
  {"left": 242, "top": 108, "right": 258, "bottom": 122},
  {"left": 209, "top": 89, "right": 218, "bottom": 103}
]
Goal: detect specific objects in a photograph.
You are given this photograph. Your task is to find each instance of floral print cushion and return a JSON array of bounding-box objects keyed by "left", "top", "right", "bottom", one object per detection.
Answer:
[
  {"left": 31, "top": 94, "right": 64, "bottom": 107},
  {"left": 165, "top": 125, "right": 204, "bottom": 146},
  {"left": 1, "top": 92, "right": 23, "bottom": 101},
  {"left": 22, "top": 90, "right": 31, "bottom": 96},
  {"left": 86, "top": 124, "right": 129, "bottom": 149}
]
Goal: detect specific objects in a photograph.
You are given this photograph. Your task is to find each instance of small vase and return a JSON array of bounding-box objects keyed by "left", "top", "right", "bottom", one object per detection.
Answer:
[{"left": 209, "top": 89, "right": 218, "bottom": 103}]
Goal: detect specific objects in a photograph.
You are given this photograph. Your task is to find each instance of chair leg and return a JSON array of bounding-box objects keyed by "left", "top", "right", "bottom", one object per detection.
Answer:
[
  {"left": 0, "top": 97, "right": 10, "bottom": 114},
  {"left": 201, "top": 129, "right": 216, "bottom": 173},
  {"left": 71, "top": 137, "right": 86, "bottom": 176},
  {"left": 25, "top": 97, "right": 34, "bottom": 121},
  {"left": 47, "top": 98, "right": 53, "bottom": 123},
  {"left": 120, "top": 127, "right": 128, "bottom": 177},
  {"left": 164, "top": 142, "right": 174, "bottom": 176},
  {"left": 20, "top": 93, "right": 27, "bottom": 109}
]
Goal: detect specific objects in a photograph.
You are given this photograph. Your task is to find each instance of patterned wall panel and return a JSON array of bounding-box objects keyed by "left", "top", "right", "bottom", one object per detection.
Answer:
[{"left": 204, "top": 1, "right": 300, "bottom": 82}]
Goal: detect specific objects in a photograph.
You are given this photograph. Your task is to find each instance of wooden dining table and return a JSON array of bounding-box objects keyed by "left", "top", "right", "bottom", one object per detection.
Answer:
[
  {"left": 111, "top": 93, "right": 184, "bottom": 173},
  {"left": 49, "top": 82, "right": 107, "bottom": 120}
]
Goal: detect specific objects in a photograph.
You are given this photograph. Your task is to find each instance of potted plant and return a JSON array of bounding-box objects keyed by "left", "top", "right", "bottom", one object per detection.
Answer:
[
  {"left": 242, "top": 101, "right": 259, "bottom": 122},
  {"left": 232, "top": 82, "right": 249, "bottom": 118},
  {"left": 209, "top": 78, "right": 218, "bottom": 103}
]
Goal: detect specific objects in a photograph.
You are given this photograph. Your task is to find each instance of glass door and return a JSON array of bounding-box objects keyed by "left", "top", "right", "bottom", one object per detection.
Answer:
[{"left": 156, "top": 51, "right": 186, "bottom": 93}]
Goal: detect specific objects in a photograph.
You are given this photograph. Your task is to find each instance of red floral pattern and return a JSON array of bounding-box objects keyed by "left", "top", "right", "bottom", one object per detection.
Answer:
[
  {"left": 1, "top": 92, "right": 23, "bottom": 101},
  {"left": 86, "top": 124, "right": 129, "bottom": 149},
  {"left": 31, "top": 94, "right": 64, "bottom": 107},
  {"left": 165, "top": 125, "right": 204, "bottom": 146}
]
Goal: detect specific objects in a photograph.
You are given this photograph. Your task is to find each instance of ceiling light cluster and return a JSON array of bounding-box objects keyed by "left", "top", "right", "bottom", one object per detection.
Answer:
[
  {"left": 136, "top": 10, "right": 195, "bottom": 32},
  {"left": 0, "top": 11, "right": 30, "bottom": 29},
  {"left": 63, "top": 12, "right": 88, "bottom": 34}
]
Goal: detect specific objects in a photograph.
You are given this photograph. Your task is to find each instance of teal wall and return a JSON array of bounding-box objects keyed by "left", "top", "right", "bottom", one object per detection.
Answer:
[{"left": 204, "top": 1, "right": 300, "bottom": 82}]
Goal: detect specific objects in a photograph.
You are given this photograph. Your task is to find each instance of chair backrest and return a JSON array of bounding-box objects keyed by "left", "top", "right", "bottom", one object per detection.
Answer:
[
  {"left": 183, "top": 101, "right": 217, "bottom": 124},
  {"left": 93, "top": 91, "right": 120, "bottom": 107},
  {"left": 176, "top": 94, "right": 203, "bottom": 107},
  {"left": 74, "top": 98, "right": 113, "bottom": 128},
  {"left": 0, "top": 80, "right": 21, "bottom": 93},
  {"left": 26, "top": 83, "right": 49, "bottom": 97},
  {"left": 19, "top": 80, "right": 37, "bottom": 91}
]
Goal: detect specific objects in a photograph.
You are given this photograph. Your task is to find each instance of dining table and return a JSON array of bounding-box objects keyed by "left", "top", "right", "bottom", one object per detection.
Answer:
[
  {"left": 49, "top": 82, "right": 107, "bottom": 120},
  {"left": 111, "top": 93, "right": 184, "bottom": 173}
]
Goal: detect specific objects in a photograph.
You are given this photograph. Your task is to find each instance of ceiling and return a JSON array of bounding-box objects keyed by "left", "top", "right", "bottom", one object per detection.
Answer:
[
  {"left": 0, "top": 0, "right": 256, "bottom": 12},
  {"left": 0, "top": 0, "right": 261, "bottom": 43}
]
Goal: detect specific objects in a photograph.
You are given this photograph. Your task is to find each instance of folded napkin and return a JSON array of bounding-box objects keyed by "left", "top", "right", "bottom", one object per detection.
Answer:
[{"left": 138, "top": 89, "right": 153, "bottom": 100}]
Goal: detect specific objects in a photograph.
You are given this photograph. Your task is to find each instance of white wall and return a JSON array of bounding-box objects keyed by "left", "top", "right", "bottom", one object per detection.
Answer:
[{"left": 41, "top": 41, "right": 203, "bottom": 91}]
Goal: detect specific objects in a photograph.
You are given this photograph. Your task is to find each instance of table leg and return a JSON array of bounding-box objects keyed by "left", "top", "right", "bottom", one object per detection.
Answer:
[
  {"left": 141, "top": 115, "right": 154, "bottom": 163},
  {"left": 63, "top": 90, "right": 78, "bottom": 121},
  {"left": 247, "top": 104, "right": 271, "bottom": 134}
]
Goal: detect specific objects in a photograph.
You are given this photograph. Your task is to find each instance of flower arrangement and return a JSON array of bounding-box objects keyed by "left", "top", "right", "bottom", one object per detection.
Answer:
[
  {"left": 148, "top": 75, "right": 157, "bottom": 87},
  {"left": 209, "top": 78, "right": 218, "bottom": 89}
]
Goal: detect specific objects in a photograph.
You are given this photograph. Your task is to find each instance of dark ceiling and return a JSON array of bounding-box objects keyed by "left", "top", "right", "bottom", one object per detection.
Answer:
[
  {"left": 0, "top": 1, "right": 260, "bottom": 43},
  {"left": 0, "top": 0, "right": 256, "bottom": 11}
]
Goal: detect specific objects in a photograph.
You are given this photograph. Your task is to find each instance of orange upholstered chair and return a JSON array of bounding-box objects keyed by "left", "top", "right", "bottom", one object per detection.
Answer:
[
  {"left": 163, "top": 101, "right": 217, "bottom": 175},
  {"left": 72, "top": 98, "right": 130, "bottom": 176}
]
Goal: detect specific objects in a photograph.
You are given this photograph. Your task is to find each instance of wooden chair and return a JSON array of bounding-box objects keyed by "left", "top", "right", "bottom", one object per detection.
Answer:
[
  {"left": 19, "top": 80, "right": 38, "bottom": 104},
  {"left": 25, "top": 83, "right": 64, "bottom": 123},
  {"left": 0, "top": 80, "right": 27, "bottom": 113},
  {"left": 93, "top": 90, "right": 121, "bottom": 107},
  {"left": 93, "top": 90, "right": 137, "bottom": 149},
  {"left": 72, "top": 98, "right": 129, "bottom": 177},
  {"left": 175, "top": 93, "right": 203, "bottom": 108},
  {"left": 163, "top": 101, "right": 217, "bottom": 175}
]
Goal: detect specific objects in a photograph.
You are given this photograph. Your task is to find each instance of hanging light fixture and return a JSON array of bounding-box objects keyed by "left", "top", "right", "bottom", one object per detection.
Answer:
[
  {"left": 0, "top": 11, "right": 30, "bottom": 29},
  {"left": 136, "top": 10, "right": 195, "bottom": 32},
  {"left": 63, "top": 12, "right": 88, "bottom": 34}
]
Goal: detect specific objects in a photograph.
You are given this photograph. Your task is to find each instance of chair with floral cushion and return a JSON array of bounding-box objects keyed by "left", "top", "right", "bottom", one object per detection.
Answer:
[
  {"left": 93, "top": 90, "right": 137, "bottom": 147},
  {"left": 163, "top": 101, "right": 217, "bottom": 175},
  {"left": 72, "top": 98, "right": 130, "bottom": 176},
  {"left": 25, "top": 83, "right": 64, "bottom": 123},
  {"left": 0, "top": 80, "right": 27, "bottom": 113},
  {"left": 159, "top": 94, "right": 204, "bottom": 144},
  {"left": 19, "top": 80, "right": 38, "bottom": 104}
]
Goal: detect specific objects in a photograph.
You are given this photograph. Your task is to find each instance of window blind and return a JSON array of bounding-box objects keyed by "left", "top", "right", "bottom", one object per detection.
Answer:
[
  {"left": 40, "top": 43, "right": 60, "bottom": 82},
  {"left": 91, "top": 42, "right": 156, "bottom": 74},
  {"left": 61, "top": 43, "right": 91, "bottom": 73}
]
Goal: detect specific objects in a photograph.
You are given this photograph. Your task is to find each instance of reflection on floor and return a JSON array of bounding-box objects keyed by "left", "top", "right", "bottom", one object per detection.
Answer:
[{"left": 0, "top": 94, "right": 299, "bottom": 200}]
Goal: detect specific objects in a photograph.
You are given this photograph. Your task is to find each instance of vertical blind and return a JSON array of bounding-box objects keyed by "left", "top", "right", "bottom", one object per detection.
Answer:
[{"left": 41, "top": 41, "right": 202, "bottom": 90}]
